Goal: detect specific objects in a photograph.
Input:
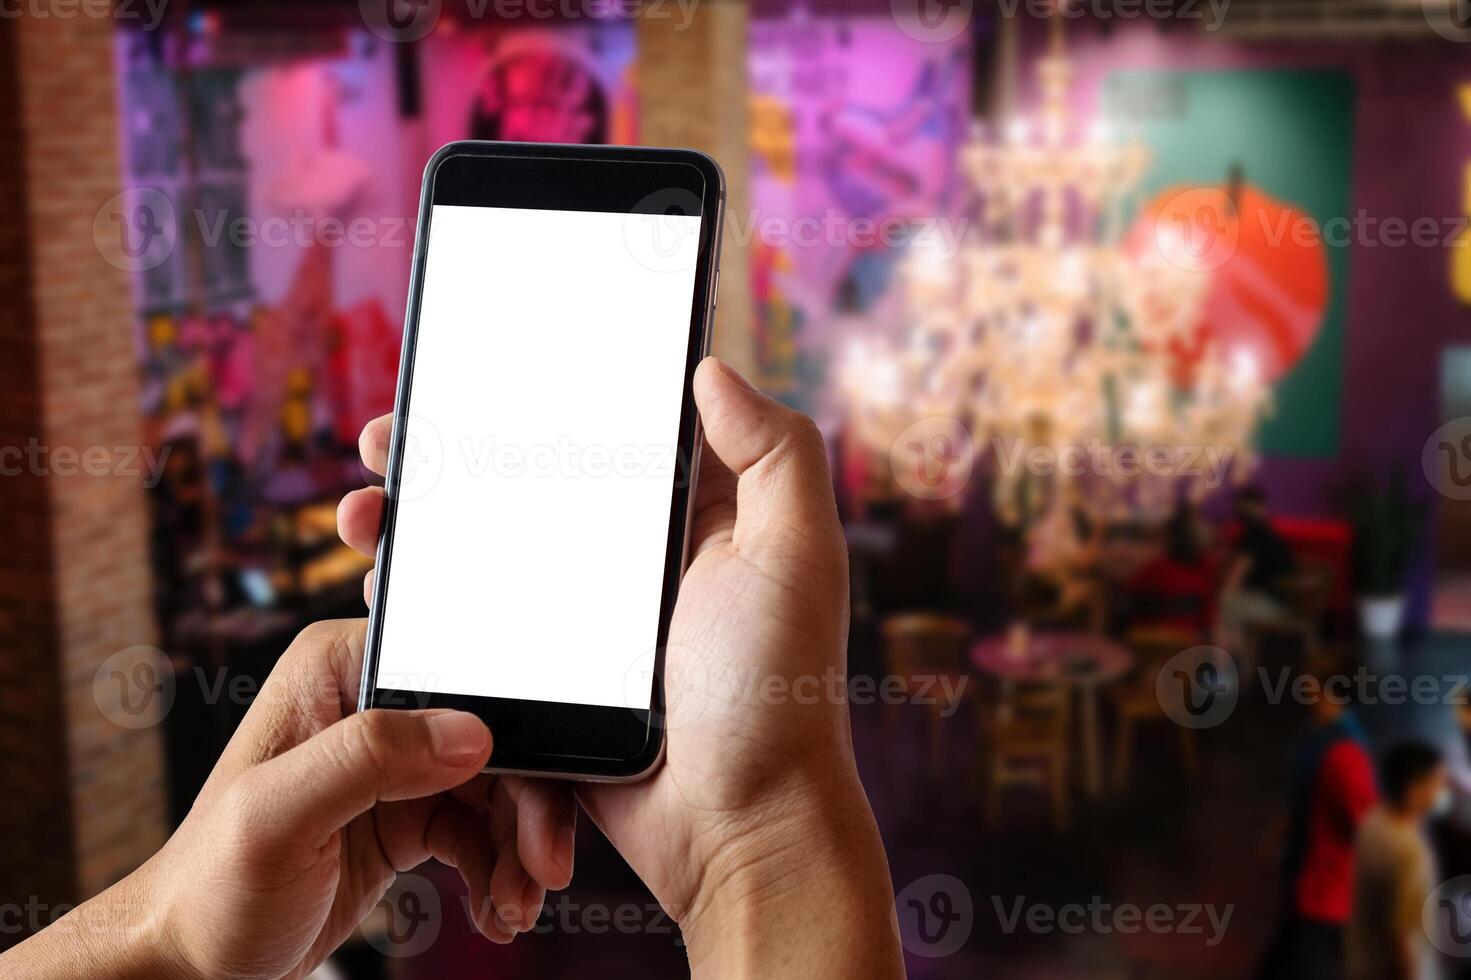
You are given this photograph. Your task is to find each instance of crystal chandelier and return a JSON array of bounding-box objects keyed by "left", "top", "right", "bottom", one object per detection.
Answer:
[{"left": 840, "top": 26, "right": 1270, "bottom": 528}]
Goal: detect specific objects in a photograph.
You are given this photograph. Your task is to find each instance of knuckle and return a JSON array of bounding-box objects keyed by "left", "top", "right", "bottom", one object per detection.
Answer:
[
  {"left": 359, "top": 418, "right": 383, "bottom": 452},
  {"left": 283, "top": 619, "right": 360, "bottom": 685},
  {"left": 789, "top": 414, "right": 832, "bottom": 469},
  {"left": 290, "top": 619, "right": 342, "bottom": 655},
  {"left": 360, "top": 415, "right": 392, "bottom": 464},
  {"left": 275, "top": 625, "right": 335, "bottom": 692},
  {"left": 765, "top": 410, "right": 828, "bottom": 473},
  {"left": 789, "top": 410, "right": 824, "bottom": 445},
  {"left": 216, "top": 771, "right": 267, "bottom": 840},
  {"left": 344, "top": 709, "right": 411, "bottom": 780}
]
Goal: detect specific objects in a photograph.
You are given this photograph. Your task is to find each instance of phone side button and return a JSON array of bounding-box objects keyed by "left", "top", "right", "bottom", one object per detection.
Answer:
[{"left": 712, "top": 269, "right": 720, "bottom": 310}]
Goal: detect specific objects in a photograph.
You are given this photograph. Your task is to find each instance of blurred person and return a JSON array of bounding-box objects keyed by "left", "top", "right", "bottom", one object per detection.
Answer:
[
  {"left": 1347, "top": 741, "right": 1451, "bottom": 980},
  {"left": 1, "top": 359, "right": 905, "bottom": 979},
  {"left": 1024, "top": 482, "right": 1105, "bottom": 630},
  {"left": 1123, "top": 501, "right": 1216, "bottom": 637},
  {"left": 1257, "top": 663, "right": 1377, "bottom": 980},
  {"left": 1429, "top": 699, "right": 1471, "bottom": 840},
  {"left": 1220, "top": 485, "right": 1298, "bottom": 652},
  {"left": 1430, "top": 698, "right": 1471, "bottom": 978}
]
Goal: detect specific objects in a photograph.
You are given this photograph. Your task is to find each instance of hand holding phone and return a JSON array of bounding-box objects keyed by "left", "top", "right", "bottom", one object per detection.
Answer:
[
  {"left": 343, "top": 358, "right": 904, "bottom": 974},
  {"left": 349, "top": 140, "right": 900, "bottom": 971}
]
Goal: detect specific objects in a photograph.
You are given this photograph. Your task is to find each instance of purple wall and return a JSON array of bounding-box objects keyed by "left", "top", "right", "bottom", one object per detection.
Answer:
[
  {"left": 1014, "top": 25, "right": 1471, "bottom": 619},
  {"left": 1048, "top": 28, "right": 1470, "bottom": 500}
]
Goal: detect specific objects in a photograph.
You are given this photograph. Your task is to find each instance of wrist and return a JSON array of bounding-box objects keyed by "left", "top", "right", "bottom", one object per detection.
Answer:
[
  {"left": 680, "top": 768, "right": 903, "bottom": 978},
  {"left": 0, "top": 861, "right": 198, "bottom": 980},
  {"left": 77, "top": 862, "right": 201, "bottom": 980}
]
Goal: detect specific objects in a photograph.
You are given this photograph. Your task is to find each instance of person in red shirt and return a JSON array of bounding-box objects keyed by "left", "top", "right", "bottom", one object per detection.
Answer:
[
  {"left": 1258, "top": 665, "right": 1379, "bottom": 980},
  {"left": 1124, "top": 502, "right": 1216, "bottom": 638}
]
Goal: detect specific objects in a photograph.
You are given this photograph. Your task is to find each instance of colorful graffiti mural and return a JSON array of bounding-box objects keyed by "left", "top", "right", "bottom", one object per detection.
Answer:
[
  {"left": 747, "top": 16, "right": 970, "bottom": 415},
  {"left": 116, "top": 23, "right": 635, "bottom": 621}
]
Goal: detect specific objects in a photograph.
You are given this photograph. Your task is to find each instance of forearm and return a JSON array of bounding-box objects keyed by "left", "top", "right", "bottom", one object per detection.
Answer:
[
  {"left": 1, "top": 865, "right": 194, "bottom": 980},
  {"left": 681, "top": 778, "right": 904, "bottom": 978}
]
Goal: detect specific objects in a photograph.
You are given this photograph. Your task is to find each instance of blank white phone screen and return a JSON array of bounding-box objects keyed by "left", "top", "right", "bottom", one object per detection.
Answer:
[{"left": 376, "top": 204, "right": 702, "bottom": 709}]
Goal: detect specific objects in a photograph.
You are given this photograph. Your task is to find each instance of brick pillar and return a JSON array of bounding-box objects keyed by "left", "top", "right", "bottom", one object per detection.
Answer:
[
  {"left": 636, "top": 0, "right": 755, "bottom": 378},
  {"left": 0, "top": 10, "right": 168, "bottom": 938}
]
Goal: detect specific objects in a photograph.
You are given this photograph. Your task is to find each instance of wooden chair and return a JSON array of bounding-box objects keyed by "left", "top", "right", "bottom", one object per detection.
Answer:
[
  {"left": 1110, "top": 626, "right": 1202, "bottom": 793},
  {"left": 1009, "top": 569, "right": 1100, "bottom": 633},
  {"left": 979, "top": 681, "right": 1072, "bottom": 831},
  {"left": 878, "top": 614, "right": 972, "bottom": 786},
  {"left": 1244, "top": 560, "right": 1337, "bottom": 667}
]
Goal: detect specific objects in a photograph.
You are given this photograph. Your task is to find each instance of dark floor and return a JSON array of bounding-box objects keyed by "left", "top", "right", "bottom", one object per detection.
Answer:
[{"left": 320, "top": 630, "right": 1471, "bottom": 979}]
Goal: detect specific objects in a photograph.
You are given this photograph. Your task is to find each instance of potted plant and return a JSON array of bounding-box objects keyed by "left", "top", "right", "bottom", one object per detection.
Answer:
[{"left": 1344, "top": 471, "right": 1423, "bottom": 641}]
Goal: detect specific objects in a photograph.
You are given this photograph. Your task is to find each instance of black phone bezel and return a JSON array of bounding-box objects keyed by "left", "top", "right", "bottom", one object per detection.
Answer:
[{"left": 358, "top": 140, "right": 724, "bottom": 780}]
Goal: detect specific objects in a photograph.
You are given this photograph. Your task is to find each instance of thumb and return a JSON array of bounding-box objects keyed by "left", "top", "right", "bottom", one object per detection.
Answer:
[
  {"left": 237, "top": 709, "right": 491, "bottom": 848},
  {"left": 693, "top": 357, "right": 844, "bottom": 562}
]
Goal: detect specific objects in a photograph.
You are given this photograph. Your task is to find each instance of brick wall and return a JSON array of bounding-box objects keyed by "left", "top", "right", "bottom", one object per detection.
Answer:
[
  {"left": 0, "top": 9, "right": 167, "bottom": 942},
  {"left": 0, "top": 13, "right": 74, "bottom": 927}
]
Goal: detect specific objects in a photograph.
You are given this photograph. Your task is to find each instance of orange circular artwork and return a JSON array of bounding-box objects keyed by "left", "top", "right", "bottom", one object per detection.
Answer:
[{"left": 1127, "top": 183, "right": 1331, "bottom": 386}]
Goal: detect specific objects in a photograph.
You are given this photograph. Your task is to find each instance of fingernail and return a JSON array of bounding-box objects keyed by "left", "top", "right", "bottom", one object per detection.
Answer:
[
  {"left": 714, "top": 357, "right": 757, "bottom": 392},
  {"left": 426, "top": 711, "right": 490, "bottom": 766}
]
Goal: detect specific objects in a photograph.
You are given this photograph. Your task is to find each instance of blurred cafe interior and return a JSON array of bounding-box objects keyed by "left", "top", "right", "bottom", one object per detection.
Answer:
[{"left": 5, "top": 0, "right": 1471, "bottom": 976}]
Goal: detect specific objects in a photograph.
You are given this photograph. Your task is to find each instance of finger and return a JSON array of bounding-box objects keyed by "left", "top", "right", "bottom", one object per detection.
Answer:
[
  {"left": 338, "top": 486, "right": 385, "bottom": 555},
  {"left": 359, "top": 414, "right": 393, "bottom": 477},
  {"left": 365, "top": 777, "right": 510, "bottom": 932},
  {"left": 692, "top": 357, "right": 844, "bottom": 563},
  {"left": 363, "top": 569, "right": 374, "bottom": 607},
  {"left": 487, "top": 780, "right": 541, "bottom": 935},
  {"left": 236, "top": 708, "right": 491, "bottom": 851},
  {"left": 211, "top": 619, "right": 368, "bottom": 782},
  {"left": 490, "top": 841, "right": 539, "bottom": 935},
  {"left": 572, "top": 782, "right": 654, "bottom": 906},
  {"left": 423, "top": 797, "right": 516, "bottom": 944},
  {"left": 688, "top": 434, "right": 737, "bottom": 558},
  {"left": 499, "top": 776, "right": 576, "bottom": 890}
]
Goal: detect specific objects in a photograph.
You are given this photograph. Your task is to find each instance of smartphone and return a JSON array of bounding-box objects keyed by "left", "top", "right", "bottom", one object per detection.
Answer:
[{"left": 358, "top": 141, "right": 724, "bottom": 781}]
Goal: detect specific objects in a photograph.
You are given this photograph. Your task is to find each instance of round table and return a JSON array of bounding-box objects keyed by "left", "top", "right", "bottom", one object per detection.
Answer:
[{"left": 972, "top": 631, "right": 1135, "bottom": 798}]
